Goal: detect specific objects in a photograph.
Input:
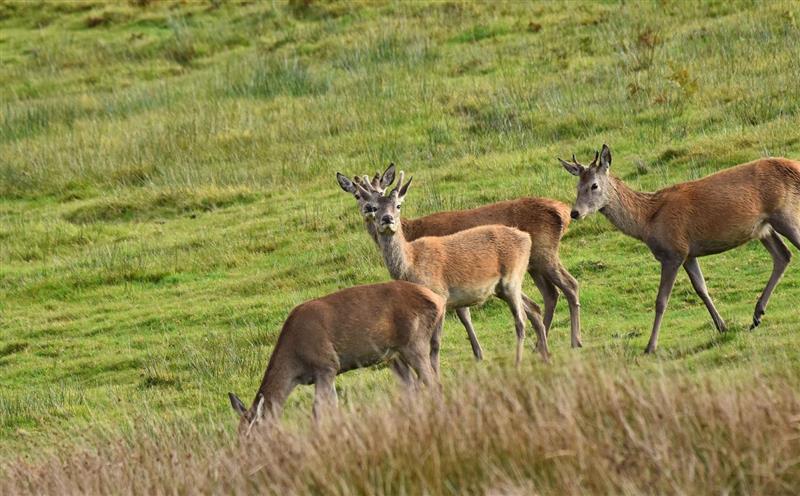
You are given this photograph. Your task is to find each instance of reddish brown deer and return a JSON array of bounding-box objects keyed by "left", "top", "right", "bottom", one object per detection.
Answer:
[
  {"left": 228, "top": 281, "right": 445, "bottom": 436},
  {"left": 337, "top": 164, "right": 580, "bottom": 360},
  {"left": 350, "top": 171, "right": 549, "bottom": 365},
  {"left": 561, "top": 144, "right": 800, "bottom": 353}
]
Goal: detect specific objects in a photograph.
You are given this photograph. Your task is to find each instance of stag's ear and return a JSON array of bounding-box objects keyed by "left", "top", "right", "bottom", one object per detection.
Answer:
[
  {"left": 398, "top": 176, "right": 412, "bottom": 199},
  {"left": 598, "top": 144, "right": 611, "bottom": 172},
  {"left": 336, "top": 173, "right": 357, "bottom": 194},
  {"left": 558, "top": 158, "right": 584, "bottom": 176},
  {"left": 229, "top": 392, "right": 247, "bottom": 417},
  {"left": 380, "top": 163, "right": 396, "bottom": 189}
]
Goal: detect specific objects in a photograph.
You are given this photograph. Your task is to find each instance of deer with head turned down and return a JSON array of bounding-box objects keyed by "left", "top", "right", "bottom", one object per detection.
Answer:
[
  {"left": 337, "top": 164, "right": 579, "bottom": 361},
  {"left": 228, "top": 281, "right": 445, "bottom": 437},
  {"left": 561, "top": 144, "right": 800, "bottom": 353},
  {"left": 348, "top": 170, "right": 549, "bottom": 365}
]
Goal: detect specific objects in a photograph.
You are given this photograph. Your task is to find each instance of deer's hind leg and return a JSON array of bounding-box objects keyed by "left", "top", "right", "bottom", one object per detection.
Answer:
[
  {"left": 770, "top": 214, "right": 800, "bottom": 250},
  {"left": 390, "top": 359, "right": 415, "bottom": 388},
  {"left": 429, "top": 314, "right": 444, "bottom": 378},
  {"left": 546, "top": 263, "right": 582, "bottom": 348},
  {"left": 400, "top": 344, "right": 438, "bottom": 389},
  {"left": 752, "top": 230, "right": 793, "bottom": 329},
  {"left": 455, "top": 307, "right": 483, "bottom": 362},
  {"left": 530, "top": 270, "right": 559, "bottom": 335},
  {"left": 496, "top": 278, "right": 533, "bottom": 366},
  {"left": 521, "top": 293, "right": 549, "bottom": 360}
]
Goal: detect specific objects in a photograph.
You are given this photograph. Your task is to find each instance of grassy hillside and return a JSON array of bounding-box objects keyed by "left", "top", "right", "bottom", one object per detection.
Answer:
[{"left": 2, "top": 0, "right": 800, "bottom": 491}]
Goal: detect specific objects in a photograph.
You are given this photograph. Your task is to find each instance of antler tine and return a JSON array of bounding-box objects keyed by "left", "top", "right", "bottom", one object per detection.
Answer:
[
  {"left": 392, "top": 170, "right": 405, "bottom": 196},
  {"left": 353, "top": 178, "right": 373, "bottom": 198},
  {"left": 589, "top": 150, "right": 600, "bottom": 167},
  {"left": 370, "top": 171, "right": 381, "bottom": 191},
  {"left": 360, "top": 175, "right": 379, "bottom": 194}
]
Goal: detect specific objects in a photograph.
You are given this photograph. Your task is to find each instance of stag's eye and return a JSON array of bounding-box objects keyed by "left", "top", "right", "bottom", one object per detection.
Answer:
[
  {"left": 591, "top": 183, "right": 598, "bottom": 190},
  {"left": 396, "top": 204, "right": 401, "bottom": 210}
]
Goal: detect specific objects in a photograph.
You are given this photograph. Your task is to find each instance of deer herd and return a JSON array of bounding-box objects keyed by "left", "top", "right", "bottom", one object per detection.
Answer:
[{"left": 229, "top": 144, "right": 800, "bottom": 435}]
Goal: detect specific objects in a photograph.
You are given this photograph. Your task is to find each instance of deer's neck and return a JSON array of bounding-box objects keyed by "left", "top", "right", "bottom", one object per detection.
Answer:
[
  {"left": 376, "top": 223, "right": 413, "bottom": 281},
  {"left": 255, "top": 356, "right": 293, "bottom": 418},
  {"left": 601, "top": 176, "right": 657, "bottom": 241},
  {"left": 367, "top": 218, "right": 415, "bottom": 247}
]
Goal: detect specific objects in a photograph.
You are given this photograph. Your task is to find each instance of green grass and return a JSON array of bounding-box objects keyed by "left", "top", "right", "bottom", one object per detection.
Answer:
[{"left": 2, "top": 0, "right": 800, "bottom": 477}]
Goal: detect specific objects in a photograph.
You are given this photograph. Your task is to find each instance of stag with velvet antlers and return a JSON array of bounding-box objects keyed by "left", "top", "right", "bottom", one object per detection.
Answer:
[
  {"left": 342, "top": 170, "right": 549, "bottom": 365},
  {"left": 337, "top": 164, "right": 578, "bottom": 360}
]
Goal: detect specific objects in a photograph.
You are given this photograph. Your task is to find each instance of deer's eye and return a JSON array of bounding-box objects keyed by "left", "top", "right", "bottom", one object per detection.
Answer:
[{"left": 591, "top": 183, "right": 598, "bottom": 190}]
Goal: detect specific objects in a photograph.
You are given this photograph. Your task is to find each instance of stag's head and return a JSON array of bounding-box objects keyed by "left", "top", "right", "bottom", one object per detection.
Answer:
[
  {"left": 336, "top": 163, "right": 396, "bottom": 220},
  {"left": 373, "top": 170, "right": 412, "bottom": 235},
  {"left": 560, "top": 144, "right": 613, "bottom": 220},
  {"left": 228, "top": 392, "right": 265, "bottom": 438}
]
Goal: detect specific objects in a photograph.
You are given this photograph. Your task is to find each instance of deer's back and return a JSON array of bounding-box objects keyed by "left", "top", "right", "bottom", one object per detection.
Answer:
[
  {"left": 403, "top": 197, "right": 569, "bottom": 250},
  {"left": 648, "top": 158, "right": 800, "bottom": 254},
  {"left": 279, "top": 281, "right": 444, "bottom": 371},
  {"left": 408, "top": 225, "right": 531, "bottom": 304}
]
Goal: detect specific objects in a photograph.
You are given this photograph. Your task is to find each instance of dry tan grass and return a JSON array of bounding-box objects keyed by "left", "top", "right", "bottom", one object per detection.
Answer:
[{"left": 3, "top": 363, "right": 799, "bottom": 495}]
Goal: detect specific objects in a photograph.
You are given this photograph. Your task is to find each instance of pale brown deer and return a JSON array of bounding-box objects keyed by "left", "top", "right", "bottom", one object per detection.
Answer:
[
  {"left": 228, "top": 281, "right": 446, "bottom": 436},
  {"left": 351, "top": 171, "right": 549, "bottom": 365},
  {"left": 561, "top": 144, "right": 800, "bottom": 353},
  {"left": 336, "top": 164, "right": 580, "bottom": 361}
]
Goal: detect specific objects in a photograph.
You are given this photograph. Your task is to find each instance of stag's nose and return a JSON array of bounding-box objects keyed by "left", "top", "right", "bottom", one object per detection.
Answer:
[
  {"left": 381, "top": 214, "right": 393, "bottom": 224},
  {"left": 570, "top": 210, "right": 579, "bottom": 219}
]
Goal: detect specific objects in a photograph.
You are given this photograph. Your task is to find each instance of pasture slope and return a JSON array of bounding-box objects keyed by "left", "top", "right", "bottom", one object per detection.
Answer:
[{"left": 1, "top": 0, "right": 800, "bottom": 493}]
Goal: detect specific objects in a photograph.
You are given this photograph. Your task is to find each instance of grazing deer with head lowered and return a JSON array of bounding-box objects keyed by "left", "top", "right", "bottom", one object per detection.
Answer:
[
  {"left": 228, "top": 281, "right": 445, "bottom": 437},
  {"left": 347, "top": 170, "right": 549, "bottom": 365},
  {"left": 337, "top": 164, "right": 580, "bottom": 360},
  {"left": 561, "top": 144, "right": 800, "bottom": 353}
]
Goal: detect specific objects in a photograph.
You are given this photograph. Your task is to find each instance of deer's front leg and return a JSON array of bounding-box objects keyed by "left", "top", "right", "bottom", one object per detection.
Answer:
[{"left": 645, "top": 258, "right": 683, "bottom": 354}]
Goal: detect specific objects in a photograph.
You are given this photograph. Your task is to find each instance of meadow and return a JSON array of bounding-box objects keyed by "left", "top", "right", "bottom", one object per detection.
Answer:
[{"left": 1, "top": 0, "right": 800, "bottom": 493}]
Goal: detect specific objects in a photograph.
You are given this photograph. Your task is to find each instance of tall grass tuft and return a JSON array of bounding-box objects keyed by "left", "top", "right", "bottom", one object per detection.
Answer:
[
  {"left": 2, "top": 364, "right": 799, "bottom": 494},
  {"left": 226, "top": 57, "right": 329, "bottom": 99}
]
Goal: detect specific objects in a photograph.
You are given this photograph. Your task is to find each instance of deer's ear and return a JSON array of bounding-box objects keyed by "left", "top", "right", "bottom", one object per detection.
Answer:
[
  {"left": 598, "top": 144, "right": 612, "bottom": 172},
  {"left": 380, "top": 163, "right": 396, "bottom": 189},
  {"left": 229, "top": 393, "right": 247, "bottom": 417},
  {"left": 336, "top": 173, "right": 356, "bottom": 194},
  {"left": 398, "top": 176, "right": 412, "bottom": 198},
  {"left": 254, "top": 394, "right": 266, "bottom": 419},
  {"left": 558, "top": 158, "right": 583, "bottom": 176}
]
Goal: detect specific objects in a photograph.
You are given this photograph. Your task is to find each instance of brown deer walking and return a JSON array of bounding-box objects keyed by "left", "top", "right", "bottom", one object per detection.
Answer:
[
  {"left": 337, "top": 164, "right": 580, "bottom": 361},
  {"left": 346, "top": 170, "right": 549, "bottom": 365},
  {"left": 228, "top": 281, "right": 445, "bottom": 436},
  {"left": 561, "top": 144, "right": 800, "bottom": 353}
]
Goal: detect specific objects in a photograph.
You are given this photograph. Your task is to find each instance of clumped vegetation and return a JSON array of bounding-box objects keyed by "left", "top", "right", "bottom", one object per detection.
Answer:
[
  {"left": 2, "top": 0, "right": 800, "bottom": 493},
  {"left": 3, "top": 365, "right": 800, "bottom": 494}
]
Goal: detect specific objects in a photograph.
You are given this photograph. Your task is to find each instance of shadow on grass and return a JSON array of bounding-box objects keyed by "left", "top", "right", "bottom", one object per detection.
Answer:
[{"left": 663, "top": 324, "right": 743, "bottom": 360}]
